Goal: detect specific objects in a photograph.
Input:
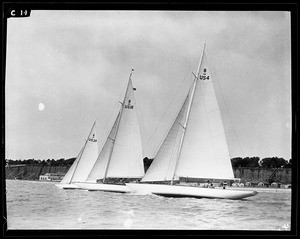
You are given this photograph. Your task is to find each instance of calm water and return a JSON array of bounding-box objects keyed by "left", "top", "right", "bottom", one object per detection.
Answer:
[{"left": 5, "top": 180, "right": 291, "bottom": 230}]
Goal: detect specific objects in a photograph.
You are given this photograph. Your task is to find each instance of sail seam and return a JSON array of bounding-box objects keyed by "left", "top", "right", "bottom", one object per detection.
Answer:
[{"left": 144, "top": 61, "right": 198, "bottom": 158}]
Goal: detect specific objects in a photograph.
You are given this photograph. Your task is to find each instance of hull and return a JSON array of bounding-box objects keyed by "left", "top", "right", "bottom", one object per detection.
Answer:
[
  {"left": 126, "top": 183, "right": 258, "bottom": 200},
  {"left": 55, "top": 183, "right": 80, "bottom": 190},
  {"left": 74, "top": 182, "right": 132, "bottom": 193}
]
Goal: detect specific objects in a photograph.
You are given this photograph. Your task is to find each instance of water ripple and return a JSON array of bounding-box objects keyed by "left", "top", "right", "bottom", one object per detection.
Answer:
[{"left": 5, "top": 180, "right": 292, "bottom": 230}]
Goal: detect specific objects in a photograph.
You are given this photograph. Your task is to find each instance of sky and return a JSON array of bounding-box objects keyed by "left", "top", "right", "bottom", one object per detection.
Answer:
[{"left": 5, "top": 11, "right": 291, "bottom": 161}]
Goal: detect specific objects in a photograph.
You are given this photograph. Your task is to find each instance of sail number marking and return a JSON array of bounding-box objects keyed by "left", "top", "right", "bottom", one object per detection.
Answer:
[
  {"left": 125, "top": 99, "right": 134, "bottom": 109},
  {"left": 199, "top": 68, "right": 210, "bottom": 80},
  {"left": 88, "top": 133, "right": 97, "bottom": 142}
]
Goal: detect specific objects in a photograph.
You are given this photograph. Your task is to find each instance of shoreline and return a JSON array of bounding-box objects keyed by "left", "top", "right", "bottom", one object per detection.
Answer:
[
  {"left": 5, "top": 179, "right": 59, "bottom": 183},
  {"left": 227, "top": 186, "right": 291, "bottom": 192}
]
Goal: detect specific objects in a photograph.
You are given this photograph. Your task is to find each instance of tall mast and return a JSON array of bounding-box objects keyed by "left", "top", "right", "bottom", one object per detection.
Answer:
[
  {"left": 69, "top": 121, "right": 96, "bottom": 183},
  {"left": 102, "top": 69, "right": 134, "bottom": 183},
  {"left": 170, "top": 45, "right": 206, "bottom": 184}
]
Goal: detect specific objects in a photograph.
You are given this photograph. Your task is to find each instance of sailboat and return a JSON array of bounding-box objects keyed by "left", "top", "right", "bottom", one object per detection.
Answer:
[
  {"left": 126, "top": 45, "right": 258, "bottom": 200},
  {"left": 75, "top": 70, "right": 145, "bottom": 193},
  {"left": 55, "top": 121, "right": 99, "bottom": 189}
]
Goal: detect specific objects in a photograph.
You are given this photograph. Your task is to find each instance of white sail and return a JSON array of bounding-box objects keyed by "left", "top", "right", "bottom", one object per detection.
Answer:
[
  {"left": 60, "top": 122, "right": 99, "bottom": 184},
  {"left": 60, "top": 147, "right": 84, "bottom": 184},
  {"left": 142, "top": 49, "right": 234, "bottom": 182},
  {"left": 86, "top": 113, "right": 120, "bottom": 182},
  {"left": 106, "top": 78, "right": 144, "bottom": 178},
  {"left": 126, "top": 46, "right": 258, "bottom": 200},
  {"left": 86, "top": 74, "right": 144, "bottom": 181},
  {"left": 176, "top": 51, "right": 234, "bottom": 180}
]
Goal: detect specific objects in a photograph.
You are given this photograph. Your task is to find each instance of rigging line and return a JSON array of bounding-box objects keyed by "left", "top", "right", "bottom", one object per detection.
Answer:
[
  {"left": 151, "top": 57, "right": 198, "bottom": 136},
  {"left": 207, "top": 55, "right": 245, "bottom": 158},
  {"left": 171, "top": 47, "right": 205, "bottom": 183},
  {"left": 103, "top": 71, "right": 134, "bottom": 180},
  {"left": 150, "top": 74, "right": 194, "bottom": 159},
  {"left": 132, "top": 83, "right": 146, "bottom": 158},
  {"left": 98, "top": 106, "right": 119, "bottom": 154},
  {"left": 137, "top": 110, "right": 146, "bottom": 157},
  {"left": 146, "top": 55, "right": 199, "bottom": 157},
  {"left": 105, "top": 76, "right": 128, "bottom": 127},
  {"left": 67, "top": 146, "right": 84, "bottom": 183},
  {"left": 103, "top": 110, "right": 122, "bottom": 181},
  {"left": 97, "top": 80, "right": 122, "bottom": 150}
]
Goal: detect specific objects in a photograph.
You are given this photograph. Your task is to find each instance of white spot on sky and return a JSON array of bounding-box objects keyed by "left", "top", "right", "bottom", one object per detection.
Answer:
[{"left": 38, "top": 102, "right": 45, "bottom": 111}]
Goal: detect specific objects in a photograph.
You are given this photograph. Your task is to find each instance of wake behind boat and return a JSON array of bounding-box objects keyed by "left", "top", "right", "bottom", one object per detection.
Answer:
[
  {"left": 75, "top": 69, "right": 144, "bottom": 193},
  {"left": 55, "top": 121, "right": 99, "bottom": 189},
  {"left": 126, "top": 44, "right": 258, "bottom": 200}
]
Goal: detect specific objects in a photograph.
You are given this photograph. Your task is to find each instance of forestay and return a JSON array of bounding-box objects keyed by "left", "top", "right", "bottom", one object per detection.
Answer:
[
  {"left": 141, "top": 94, "right": 190, "bottom": 182},
  {"left": 86, "top": 114, "right": 120, "bottom": 181},
  {"left": 60, "top": 148, "right": 83, "bottom": 184}
]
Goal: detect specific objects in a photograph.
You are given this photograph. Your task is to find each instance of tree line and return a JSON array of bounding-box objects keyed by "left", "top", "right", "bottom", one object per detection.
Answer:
[
  {"left": 6, "top": 158, "right": 77, "bottom": 166},
  {"left": 231, "top": 157, "right": 292, "bottom": 168},
  {"left": 6, "top": 156, "right": 292, "bottom": 169}
]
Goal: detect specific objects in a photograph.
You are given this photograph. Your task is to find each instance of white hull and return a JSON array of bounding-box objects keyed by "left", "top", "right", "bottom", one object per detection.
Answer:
[
  {"left": 126, "top": 183, "right": 258, "bottom": 200},
  {"left": 74, "top": 182, "right": 132, "bottom": 193},
  {"left": 55, "top": 183, "right": 80, "bottom": 190}
]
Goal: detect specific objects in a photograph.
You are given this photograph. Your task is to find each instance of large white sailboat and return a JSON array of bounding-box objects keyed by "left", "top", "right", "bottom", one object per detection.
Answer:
[
  {"left": 55, "top": 121, "right": 99, "bottom": 189},
  {"left": 126, "top": 45, "right": 258, "bottom": 200},
  {"left": 75, "top": 70, "right": 145, "bottom": 193}
]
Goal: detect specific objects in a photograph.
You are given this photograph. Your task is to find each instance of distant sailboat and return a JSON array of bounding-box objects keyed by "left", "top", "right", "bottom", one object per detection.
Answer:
[
  {"left": 126, "top": 45, "right": 258, "bottom": 200},
  {"left": 55, "top": 121, "right": 98, "bottom": 189},
  {"left": 75, "top": 70, "right": 145, "bottom": 193}
]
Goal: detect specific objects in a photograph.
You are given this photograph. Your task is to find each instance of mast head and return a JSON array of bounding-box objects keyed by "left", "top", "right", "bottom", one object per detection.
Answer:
[{"left": 129, "top": 68, "right": 134, "bottom": 80}]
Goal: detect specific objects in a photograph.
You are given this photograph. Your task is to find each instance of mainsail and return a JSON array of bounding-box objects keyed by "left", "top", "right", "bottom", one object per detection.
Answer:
[
  {"left": 86, "top": 70, "right": 144, "bottom": 182},
  {"left": 60, "top": 121, "right": 99, "bottom": 184},
  {"left": 142, "top": 47, "right": 235, "bottom": 182}
]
